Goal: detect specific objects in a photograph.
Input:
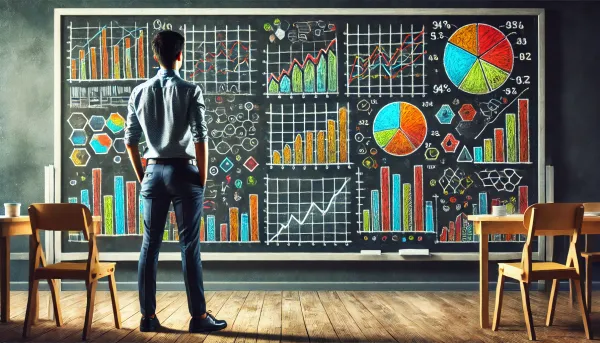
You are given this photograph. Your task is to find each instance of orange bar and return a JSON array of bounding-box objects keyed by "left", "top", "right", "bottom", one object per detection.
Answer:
[
  {"left": 272, "top": 151, "right": 281, "bottom": 164},
  {"left": 90, "top": 47, "right": 98, "bottom": 79},
  {"left": 113, "top": 45, "right": 120, "bottom": 79},
  {"left": 79, "top": 50, "right": 86, "bottom": 80},
  {"left": 125, "top": 38, "right": 132, "bottom": 79},
  {"left": 283, "top": 144, "right": 292, "bottom": 164},
  {"left": 137, "top": 31, "right": 145, "bottom": 78},
  {"left": 306, "top": 131, "right": 314, "bottom": 164},
  {"left": 229, "top": 208, "right": 239, "bottom": 241},
  {"left": 250, "top": 194, "right": 259, "bottom": 241},
  {"left": 71, "top": 59, "right": 76, "bottom": 79},
  {"left": 294, "top": 134, "right": 303, "bottom": 164},
  {"left": 317, "top": 131, "right": 326, "bottom": 163},
  {"left": 339, "top": 107, "right": 348, "bottom": 163},
  {"left": 327, "top": 120, "right": 336, "bottom": 163},
  {"left": 200, "top": 217, "right": 205, "bottom": 242},
  {"left": 101, "top": 29, "right": 108, "bottom": 79}
]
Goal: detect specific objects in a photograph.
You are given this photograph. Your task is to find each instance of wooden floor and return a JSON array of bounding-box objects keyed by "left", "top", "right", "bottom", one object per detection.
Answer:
[{"left": 1, "top": 290, "right": 599, "bottom": 342}]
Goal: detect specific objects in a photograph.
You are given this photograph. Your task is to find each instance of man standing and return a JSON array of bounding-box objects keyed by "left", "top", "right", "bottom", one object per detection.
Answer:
[{"left": 125, "top": 30, "right": 226, "bottom": 333}]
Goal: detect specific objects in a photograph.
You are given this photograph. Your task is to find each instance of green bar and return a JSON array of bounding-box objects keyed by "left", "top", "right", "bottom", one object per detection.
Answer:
[
  {"left": 403, "top": 183, "right": 413, "bottom": 231},
  {"left": 163, "top": 228, "right": 168, "bottom": 240},
  {"left": 292, "top": 64, "right": 302, "bottom": 93},
  {"left": 304, "top": 62, "right": 315, "bottom": 93},
  {"left": 506, "top": 113, "right": 517, "bottom": 162},
  {"left": 80, "top": 60, "right": 87, "bottom": 80},
  {"left": 104, "top": 195, "right": 113, "bottom": 235},
  {"left": 268, "top": 79, "right": 279, "bottom": 94},
  {"left": 484, "top": 139, "right": 493, "bottom": 162},
  {"left": 363, "top": 210, "right": 370, "bottom": 232},
  {"left": 327, "top": 51, "right": 337, "bottom": 92}
]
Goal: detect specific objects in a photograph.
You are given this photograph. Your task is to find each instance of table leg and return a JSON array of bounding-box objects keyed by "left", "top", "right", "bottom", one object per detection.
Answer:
[
  {"left": 1, "top": 236, "right": 9, "bottom": 322},
  {"left": 480, "top": 232, "right": 489, "bottom": 329}
]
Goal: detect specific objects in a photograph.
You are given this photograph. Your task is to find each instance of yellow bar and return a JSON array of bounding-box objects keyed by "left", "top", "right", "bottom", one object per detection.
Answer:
[
  {"left": 317, "top": 131, "right": 326, "bottom": 164},
  {"left": 294, "top": 134, "right": 303, "bottom": 164},
  {"left": 283, "top": 144, "right": 292, "bottom": 164},
  {"left": 327, "top": 120, "right": 336, "bottom": 163},
  {"left": 306, "top": 131, "right": 314, "bottom": 164},
  {"left": 339, "top": 107, "right": 348, "bottom": 163},
  {"left": 484, "top": 139, "right": 493, "bottom": 162},
  {"left": 273, "top": 151, "right": 281, "bottom": 164}
]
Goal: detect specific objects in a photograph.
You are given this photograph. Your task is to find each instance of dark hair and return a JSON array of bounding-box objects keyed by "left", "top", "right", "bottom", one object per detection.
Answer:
[{"left": 152, "top": 30, "right": 185, "bottom": 68}]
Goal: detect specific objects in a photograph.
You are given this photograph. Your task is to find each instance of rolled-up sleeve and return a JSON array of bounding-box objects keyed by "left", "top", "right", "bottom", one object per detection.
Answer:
[
  {"left": 188, "top": 86, "right": 208, "bottom": 143},
  {"left": 124, "top": 91, "right": 142, "bottom": 146}
]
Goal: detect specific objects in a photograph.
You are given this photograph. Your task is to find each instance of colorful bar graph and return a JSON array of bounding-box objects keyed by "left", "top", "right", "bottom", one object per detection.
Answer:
[
  {"left": 392, "top": 174, "right": 401, "bottom": 231},
  {"left": 327, "top": 120, "right": 336, "bottom": 163},
  {"left": 380, "top": 167, "right": 390, "bottom": 231},
  {"left": 519, "top": 99, "right": 530, "bottom": 162},
  {"left": 229, "top": 208, "right": 239, "bottom": 241},
  {"left": 92, "top": 168, "right": 101, "bottom": 217},
  {"left": 494, "top": 128, "right": 505, "bottom": 162},
  {"left": 339, "top": 107, "right": 348, "bottom": 163},
  {"left": 241, "top": 213, "right": 249, "bottom": 242},
  {"left": 483, "top": 139, "right": 493, "bottom": 162},
  {"left": 114, "top": 176, "right": 125, "bottom": 235},
  {"left": 363, "top": 210, "right": 370, "bottom": 231},
  {"left": 506, "top": 113, "right": 517, "bottom": 163},
  {"left": 250, "top": 194, "right": 259, "bottom": 241},
  {"left": 403, "top": 184, "right": 413, "bottom": 231},
  {"left": 81, "top": 189, "right": 90, "bottom": 209},
  {"left": 207, "top": 215, "right": 216, "bottom": 241},
  {"left": 519, "top": 186, "right": 528, "bottom": 214},
  {"left": 371, "top": 190, "right": 380, "bottom": 231},
  {"left": 104, "top": 195, "right": 114, "bottom": 235},
  {"left": 414, "top": 165, "right": 424, "bottom": 232},
  {"left": 220, "top": 224, "right": 228, "bottom": 242},
  {"left": 474, "top": 147, "right": 483, "bottom": 163},
  {"left": 425, "top": 201, "right": 434, "bottom": 232},
  {"left": 126, "top": 182, "right": 136, "bottom": 234},
  {"left": 90, "top": 47, "right": 98, "bottom": 79},
  {"left": 479, "top": 192, "right": 488, "bottom": 215}
]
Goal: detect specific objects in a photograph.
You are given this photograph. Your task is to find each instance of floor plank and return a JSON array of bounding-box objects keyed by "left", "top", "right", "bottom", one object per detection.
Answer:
[
  {"left": 256, "top": 291, "right": 281, "bottom": 343},
  {"left": 202, "top": 291, "right": 250, "bottom": 343},
  {"left": 234, "top": 291, "right": 265, "bottom": 343},
  {"left": 281, "top": 291, "right": 309, "bottom": 343},
  {"left": 299, "top": 291, "right": 339, "bottom": 343},
  {"left": 335, "top": 291, "right": 397, "bottom": 343},
  {"left": 317, "top": 291, "right": 367, "bottom": 343}
]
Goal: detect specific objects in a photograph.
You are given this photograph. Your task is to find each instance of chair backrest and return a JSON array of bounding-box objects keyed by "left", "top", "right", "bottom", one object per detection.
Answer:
[
  {"left": 28, "top": 203, "right": 99, "bottom": 282},
  {"left": 519, "top": 203, "right": 584, "bottom": 280}
]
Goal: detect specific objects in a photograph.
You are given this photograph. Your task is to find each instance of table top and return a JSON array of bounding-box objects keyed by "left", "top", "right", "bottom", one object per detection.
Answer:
[
  {"left": 0, "top": 215, "right": 102, "bottom": 223},
  {"left": 468, "top": 214, "right": 600, "bottom": 222}
]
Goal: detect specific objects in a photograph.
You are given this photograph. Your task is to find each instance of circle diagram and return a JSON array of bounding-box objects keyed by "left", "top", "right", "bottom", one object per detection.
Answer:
[
  {"left": 443, "top": 23, "right": 513, "bottom": 94},
  {"left": 373, "top": 102, "right": 427, "bottom": 156}
]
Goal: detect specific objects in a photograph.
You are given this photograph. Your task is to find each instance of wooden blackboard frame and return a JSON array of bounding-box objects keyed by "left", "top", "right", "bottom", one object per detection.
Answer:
[{"left": 54, "top": 7, "right": 546, "bottom": 262}]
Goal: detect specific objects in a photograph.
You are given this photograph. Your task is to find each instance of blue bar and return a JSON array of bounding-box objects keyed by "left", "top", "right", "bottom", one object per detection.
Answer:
[
  {"left": 241, "top": 213, "right": 249, "bottom": 242},
  {"left": 472, "top": 204, "right": 479, "bottom": 215},
  {"left": 81, "top": 189, "right": 90, "bottom": 209},
  {"left": 115, "top": 176, "right": 125, "bottom": 235},
  {"left": 207, "top": 215, "right": 216, "bottom": 241},
  {"left": 280, "top": 75, "right": 291, "bottom": 93},
  {"left": 479, "top": 193, "right": 488, "bottom": 214},
  {"left": 425, "top": 201, "right": 434, "bottom": 232},
  {"left": 474, "top": 147, "right": 483, "bottom": 163},
  {"left": 392, "top": 174, "right": 401, "bottom": 231},
  {"left": 371, "top": 190, "right": 380, "bottom": 231},
  {"left": 68, "top": 197, "right": 77, "bottom": 203}
]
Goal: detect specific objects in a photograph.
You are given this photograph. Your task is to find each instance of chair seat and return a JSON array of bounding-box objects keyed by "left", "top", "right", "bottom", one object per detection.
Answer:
[
  {"left": 499, "top": 262, "right": 579, "bottom": 281},
  {"left": 35, "top": 262, "right": 116, "bottom": 280},
  {"left": 581, "top": 252, "right": 600, "bottom": 259}
]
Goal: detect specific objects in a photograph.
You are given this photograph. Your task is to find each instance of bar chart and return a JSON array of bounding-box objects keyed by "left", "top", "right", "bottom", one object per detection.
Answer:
[
  {"left": 268, "top": 103, "right": 351, "bottom": 167},
  {"left": 67, "top": 21, "right": 149, "bottom": 82},
  {"left": 472, "top": 99, "right": 530, "bottom": 164},
  {"left": 200, "top": 194, "right": 260, "bottom": 243}
]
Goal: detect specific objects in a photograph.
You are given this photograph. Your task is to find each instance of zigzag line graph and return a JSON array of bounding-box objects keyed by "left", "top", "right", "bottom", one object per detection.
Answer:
[
  {"left": 188, "top": 40, "right": 251, "bottom": 78},
  {"left": 266, "top": 177, "right": 351, "bottom": 245}
]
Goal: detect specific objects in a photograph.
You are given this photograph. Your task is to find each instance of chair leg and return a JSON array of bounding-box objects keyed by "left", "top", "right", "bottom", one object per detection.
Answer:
[
  {"left": 82, "top": 280, "right": 98, "bottom": 341},
  {"left": 574, "top": 278, "right": 593, "bottom": 339},
  {"left": 570, "top": 279, "right": 576, "bottom": 307},
  {"left": 585, "top": 257, "right": 592, "bottom": 314},
  {"left": 520, "top": 281, "right": 536, "bottom": 341},
  {"left": 546, "top": 279, "right": 559, "bottom": 326},
  {"left": 22, "top": 279, "right": 39, "bottom": 338},
  {"left": 492, "top": 273, "right": 505, "bottom": 331},
  {"left": 47, "top": 279, "right": 63, "bottom": 326},
  {"left": 108, "top": 274, "right": 122, "bottom": 329}
]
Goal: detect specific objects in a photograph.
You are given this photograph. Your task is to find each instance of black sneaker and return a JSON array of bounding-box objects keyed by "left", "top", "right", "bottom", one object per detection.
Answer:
[
  {"left": 189, "top": 312, "right": 227, "bottom": 333},
  {"left": 140, "top": 316, "right": 161, "bottom": 332}
]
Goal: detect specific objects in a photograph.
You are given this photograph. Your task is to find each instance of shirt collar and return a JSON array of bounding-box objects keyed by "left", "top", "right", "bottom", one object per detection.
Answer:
[{"left": 157, "top": 68, "right": 179, "bottom": 78}]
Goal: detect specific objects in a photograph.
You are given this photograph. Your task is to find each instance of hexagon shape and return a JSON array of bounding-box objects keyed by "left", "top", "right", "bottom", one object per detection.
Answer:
[
  {"left": 89, "top": 133, "right": 113, "bottom": 154},
  {"left": 106, "top": 112, "right": 125, "bottom": 134},
  {"left": 425, "top": 147, "right": 440, "bottom": 160},
  {"left": 435, "top": 105, "right": 455, "bottom": 124},
  {"left": 70, "top": 148, "right": 90, "bottom": 167},
  {"left": 69, "top": 129, "right": 88, "bottom": 146},
  {"left": 441, "top": 133, "right": 460, "bottom": 153},
  {"left": 88, "top": 115, "right": 106, "bottom": 132},
  {"left": 458, "top": 104, "right": 477, "bottom": 121},
  {"left": 68, "top": 112, "right": 88, "bottom": 130},
  {"left": 113, "top": 138, "right": 126, "bottom": 154}
]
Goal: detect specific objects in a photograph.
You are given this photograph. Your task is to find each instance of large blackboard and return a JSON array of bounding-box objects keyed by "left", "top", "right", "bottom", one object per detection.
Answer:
[{"left": 58, "top": 9, "right": 543, "bottom": 255}]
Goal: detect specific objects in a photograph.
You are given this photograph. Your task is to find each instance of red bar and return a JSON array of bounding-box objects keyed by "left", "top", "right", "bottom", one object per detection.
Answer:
[
  {"left": 414, "top": 165, "right": 424, "bottom": 231},
  {"left": 449, "top": 221, "right": 455, "bottom": 242},
  {"left": 102, "top": 29, "right": 108, "bottom": 79},
  {"left": 126, "top": 182, "right": 136, "bottom": 234},
  {"left": 440, "top": 226, "right": 448, "bottom": 242},
  {"left": 380, "top": 167, "right": 390, "bottom": 231},
  {"left": 455, "top": 214, "right": 462, "bottom": 242},
  {"left": 519, "top": 186, "right": 528, "bottom": 214},
  {"left": 90, "top": 47, "right": 98, "bottom": 79},
  {"left": 92, "top": 168, "right": 101, "bottom": 217},
  {"left": 519, "top": 99, "right": 529, "bottom": 162},
  {"left": 200, "top": 217, "right": 205, "bottom": 242},
  {"left": 250, "top": 194, "right": 259, "bottom": 241},
  {"left": 170, "top": 211, "right": 178, "bottom": 240},
  {"left": 220, "top": 224, "right": 228, "bottom": 241},
  {"left": 494, "top": 128, "right": 504, "bottom": 162}
]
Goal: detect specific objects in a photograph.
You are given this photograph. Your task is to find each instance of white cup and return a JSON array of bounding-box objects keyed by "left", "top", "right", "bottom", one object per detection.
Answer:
[
  {"left": 4, "top": 203, "right": 21, "bottom": 217},
  {"left": 492, "top": 205, "right": 507, "bottom": 216}
]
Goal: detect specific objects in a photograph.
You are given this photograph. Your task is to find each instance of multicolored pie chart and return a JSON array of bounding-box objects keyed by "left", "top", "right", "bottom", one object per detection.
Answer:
[
  {"left": 443, "top": 23, "right": 514, "bottom": 94},
  {"left": 373, "top": 102, "right": 427, "bottom": 156}
]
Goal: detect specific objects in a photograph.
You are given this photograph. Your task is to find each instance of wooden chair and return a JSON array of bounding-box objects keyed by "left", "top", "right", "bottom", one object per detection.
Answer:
[
  {"left": 22, "top": 203, "right": 121, "bottom": 340},
  {"left": 492, "top": 203, "right": 592, "bottom": 340},
  {"left": 578, "top": 202, "right": 600, "bottom": 313}
]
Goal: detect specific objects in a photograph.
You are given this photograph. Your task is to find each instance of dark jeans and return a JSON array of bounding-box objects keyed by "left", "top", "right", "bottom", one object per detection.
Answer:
[{"left": 138, "top": 162, "right": 206, "bottom": 317}]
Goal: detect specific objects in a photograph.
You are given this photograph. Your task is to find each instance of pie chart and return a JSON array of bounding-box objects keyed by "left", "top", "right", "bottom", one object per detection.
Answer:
[
  {"left": 373, "top": 102, "right": 427, "bottom": 156},
  {"left": 443, "top": 23, "right": 514, "bottom": 94}
]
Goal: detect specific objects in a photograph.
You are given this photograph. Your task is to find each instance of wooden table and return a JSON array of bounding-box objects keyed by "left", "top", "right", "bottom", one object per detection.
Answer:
[
  {"left": 469, "top": 214, "right": 600, "bottom": 329},
  {"left": 0, "top": 215, "right": 101, "bottom": 322}
]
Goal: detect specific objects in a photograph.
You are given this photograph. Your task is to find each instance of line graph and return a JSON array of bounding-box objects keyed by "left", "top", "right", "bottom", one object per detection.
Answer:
[
  {"left": 265, "top": 38, "right": 338, "bottom": 96},
  {"left": 183, "top": 25, "right": 257, "bottom": 95},
  {"left": 345, "top": 24, "right": 426, "bottom": 96},
  {"left": 268, "top": 103, "right": 351, "bottom": 168},
  {"left": 67, "top": 21, "right": 149, "bottom": 82},
  {"left": 266, "top": 177, "right": 352, "bottom": 245}
]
